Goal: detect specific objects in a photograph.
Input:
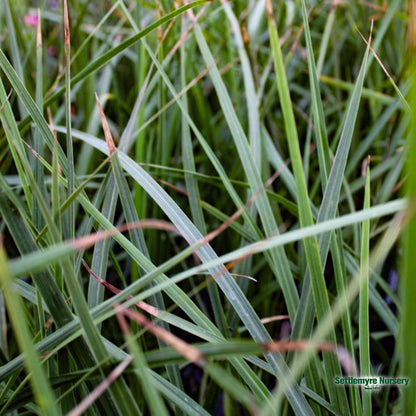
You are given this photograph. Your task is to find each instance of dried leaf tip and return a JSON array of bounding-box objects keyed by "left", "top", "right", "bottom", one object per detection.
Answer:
[
  {"left": 36, "top": 9, "right": 42, "bottom": 49},
  {"left": 95, "top": 93, "right": 116, "bottom": 154},
  {"left": 265, "top": 0, "right": 274, "bottom": 19},
  {"left": 63, "top": 0, "right": 70, "bottom": 47},
  {"left": 368, "top": 18, "right": 374, "bottom": 45},
  {"left": 361, "top": 155, "right": 371, "bottom": 177}
]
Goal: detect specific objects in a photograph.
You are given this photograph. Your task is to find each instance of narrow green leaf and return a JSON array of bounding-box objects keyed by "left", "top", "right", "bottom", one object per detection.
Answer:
[
  {"left": 359, "top": 164, "right": 371, "bottom": 415},
  {"left": 121, "top": 330, "right": 170, "bottom": 416},
  {"left": 400, "top": 13, "right": 416, "bottom": 412},
  {"left": 33, "top": 10, "right": 46, "bottom": 231},
  {"left": 63, "top": 0, "right": 75, "bottom": 240}
]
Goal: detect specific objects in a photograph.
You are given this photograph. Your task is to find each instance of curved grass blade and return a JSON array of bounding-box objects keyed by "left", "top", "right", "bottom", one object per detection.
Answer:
[{"left": 0, "top": 197, "right": 404, "bottom": 396}]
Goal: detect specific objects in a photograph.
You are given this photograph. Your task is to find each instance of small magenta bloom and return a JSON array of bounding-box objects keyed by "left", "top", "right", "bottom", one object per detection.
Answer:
[{"left": 24, "top": 13, "right": 39, "bottom": 27}]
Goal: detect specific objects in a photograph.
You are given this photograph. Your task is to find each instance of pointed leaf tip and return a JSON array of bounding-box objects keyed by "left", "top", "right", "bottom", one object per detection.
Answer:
[
  {"left": 36, "top": 9, "right": 42, "bottom": 48},
  {"left": 265, "top": 0, "right": 274, "bottom": 19},
  {"left": 95, "top": 93, "right": 117, "bottom": 154}
]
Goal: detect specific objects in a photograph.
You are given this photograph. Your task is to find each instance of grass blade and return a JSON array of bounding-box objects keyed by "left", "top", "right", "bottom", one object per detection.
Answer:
[
  {"left": 400, "top": 7, "right": 416, "bottom": 412},
  {"left": 359, "top": 163, "right": 371, "bottom": 415},
  {"left": 63, "top": 0, "right": 74, "bottom": 240}
]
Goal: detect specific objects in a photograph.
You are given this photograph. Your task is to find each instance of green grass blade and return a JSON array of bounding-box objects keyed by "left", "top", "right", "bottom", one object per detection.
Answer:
[
  {"left": 87, "top": 173, "right": 118, "bottom": 311},
  {"left": 33, "top": 11, "right": 46, "bottom": 231},
  {"left": 359, "top": 165, "right": 371, "bottom": 415},
  {"left": 120, "top": 328, "right": 170, "bottom": 416},
  {"left": 222, "top": 2, "right": 261, "bottom": 166},
  {"left": 300, "top": 0, "right": 330, "bottom": 184},
  {"left": 180, "top": 24, "right": 205, "bottom": 234},
  {"left": 63, "top": 0, "right": 75, "bottom": 241},
  {"left": 400, "top": 14, "right": 416, "bottom": 413},
  {"left": 3, "top": 0, "right": 27, "bottom": 118},
  {"left": 299, "top": 3, "right": 361, "bottom": 412},
  {"left": 0, "top": 77, "right": 32, "bottom": 207}
]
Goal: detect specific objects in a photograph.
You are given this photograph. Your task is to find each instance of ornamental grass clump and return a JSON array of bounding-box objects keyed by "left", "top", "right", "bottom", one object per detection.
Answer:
[{"left": 0, "top": 1, "right": 411, "bottom": 415}]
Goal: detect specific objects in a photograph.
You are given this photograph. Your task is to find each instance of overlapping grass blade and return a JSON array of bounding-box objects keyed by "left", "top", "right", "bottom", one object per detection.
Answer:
[
  {"left": 116, "top": 313, "right": 170, "bottom": 416},
  {"left": 178, "top": 13, "right": 228, "bottom": 338},
  {"left": 265, "top": 212, "right": 405, "bottom": 415},
  {"left": 0, "top": 246, "right": 59, "bottom": 416},
  {"left": 42, "top": 0, "right": 210, "bottom": 107},
  {"left": 193, "top": 17, "right": 300, "bottom": 323},
  {"left": 2, "top": 0, "right": 27, "bottom": 118},
  {"left": 266, "top": 0, "right": 348, "bottom": 408},
  {"left": 290, "top": 16, "right": 371, "bottom": 400},
  {"left": 28, "top": 129, "right": 272, "bottom": 403}
]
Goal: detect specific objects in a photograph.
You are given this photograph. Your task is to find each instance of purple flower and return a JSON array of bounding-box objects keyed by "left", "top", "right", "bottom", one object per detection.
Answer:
[{"left": 47, "top": 45, "right": 57, "bottom": 56}]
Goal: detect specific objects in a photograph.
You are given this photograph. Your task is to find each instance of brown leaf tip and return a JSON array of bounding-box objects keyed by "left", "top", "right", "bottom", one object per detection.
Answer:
[
  {"left": 361, "top": 155, "right": 371, "bottom": 177},
  {"left": 95, "top": 93, "right": 117, "bottom": 154},
  {"left": 36, "top": 9, "right": 42, "bottom": 49},
  {"left": 411, "top": 1, "right": 416, "bottom": 49},
  {"left": 265, "top": 0, "right": 274, "bottom": 19},
  {"left": 63, "top": 0, "right": 70, "bottom": 47}
]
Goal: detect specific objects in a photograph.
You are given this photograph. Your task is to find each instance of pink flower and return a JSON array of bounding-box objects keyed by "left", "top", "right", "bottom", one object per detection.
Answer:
[{"left": 24, "top": 13, "right": 39, "bottom": 27}]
